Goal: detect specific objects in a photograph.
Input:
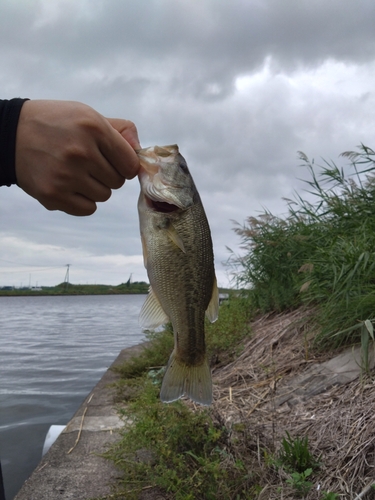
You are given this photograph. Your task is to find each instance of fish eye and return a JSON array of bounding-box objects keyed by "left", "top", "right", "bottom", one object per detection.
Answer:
[{"left": 179, "top": 162, "right": 189, "bottom": 173}]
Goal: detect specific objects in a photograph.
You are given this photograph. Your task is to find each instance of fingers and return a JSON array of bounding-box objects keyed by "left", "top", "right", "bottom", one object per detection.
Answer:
[
  {"left": 43, "top": 194, "right": 98, "bottom": 216},
  {"left": 100, "top": 118, "right": 141, "bottom": 180},
  {"left": 33, "top": 166, "right": 113, "bottom": 215},
  {"left": 106, "top": 118, "right": 141, "bottom": 150}
]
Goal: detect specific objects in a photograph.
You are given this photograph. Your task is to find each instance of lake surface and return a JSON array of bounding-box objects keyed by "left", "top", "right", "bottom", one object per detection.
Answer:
[{"left": 0, "top": 294, "right": 146, "bottom": 500}]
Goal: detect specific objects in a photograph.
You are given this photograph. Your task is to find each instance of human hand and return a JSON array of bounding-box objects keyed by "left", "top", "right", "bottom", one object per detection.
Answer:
[{"left": 15, "top": 100, "right": 141, "bottom": 216}]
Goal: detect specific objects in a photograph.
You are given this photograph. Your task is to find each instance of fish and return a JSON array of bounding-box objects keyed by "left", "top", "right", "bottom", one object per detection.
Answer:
[{"left": 136, "top": 144, "right": 219, "bottom": 406}]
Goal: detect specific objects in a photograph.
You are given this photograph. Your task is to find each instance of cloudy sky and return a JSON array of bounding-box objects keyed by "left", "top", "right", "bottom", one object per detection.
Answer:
[{"left": 1, "top": 0, "right": 375, "bottom": 288}]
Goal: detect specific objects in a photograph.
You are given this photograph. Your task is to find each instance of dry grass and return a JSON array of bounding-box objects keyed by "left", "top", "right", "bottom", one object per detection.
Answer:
[{"left": 207, "top": 307, "right": 375, "bottom": 499}]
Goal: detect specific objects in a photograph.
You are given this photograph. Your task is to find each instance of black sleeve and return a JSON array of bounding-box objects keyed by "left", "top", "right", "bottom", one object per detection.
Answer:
[{"left": 0, "top": 98, "right": 29, "bottom": 187}]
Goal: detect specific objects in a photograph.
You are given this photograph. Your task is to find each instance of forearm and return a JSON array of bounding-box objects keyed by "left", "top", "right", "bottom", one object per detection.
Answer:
[{"left": 0, "top": 98, "right": 29, "bottom": 186}]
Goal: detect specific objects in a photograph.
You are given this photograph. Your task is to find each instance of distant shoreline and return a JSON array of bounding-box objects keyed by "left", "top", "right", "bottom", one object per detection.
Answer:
[
  {"left": 0, "top": 291, "right": 148, "bottom": 297},
  {"left": 0, "top": 283, "right": 233, "bottom": 298},
  {"left": 0, "top": 282, "right": 149, "bottom": 297}
]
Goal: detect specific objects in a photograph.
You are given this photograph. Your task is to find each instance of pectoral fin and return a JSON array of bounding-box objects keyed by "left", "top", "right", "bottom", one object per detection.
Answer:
[
  {"left": 139, "top": 287, "right": 170, "bottom": 329},
  {"left": 140, "top": 234, "right": 148, "bottom": 268},
  {"left": 205, "top": 277, "right": 219, "bottom": 323},
  {"left": 166, "top": 225, "right": 186, "bottom": 253}
]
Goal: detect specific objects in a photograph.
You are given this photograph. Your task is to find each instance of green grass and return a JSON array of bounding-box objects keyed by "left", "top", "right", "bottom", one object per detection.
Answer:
[
  {"left": 205, "top": 293, "right": 252, "bottom": 359},
  {"left": 272, "top": 432, "right": 321, "bottom": 498},
  {"left": 230, "top": 144, "right": 375, "bottom": 350},
  {"left": 276, "top": 432, "right": 320, "bottom": 474},
  {"left": 103, "top": 382, "right": 252, "bottom": 500},
  {"left": 114, "top": 324, "right": 174, "bottom": 380}
]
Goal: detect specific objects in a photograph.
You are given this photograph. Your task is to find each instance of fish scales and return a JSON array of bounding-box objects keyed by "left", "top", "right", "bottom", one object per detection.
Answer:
[{"left": 146, "top": 203, "right": 214, "bottom": 365}]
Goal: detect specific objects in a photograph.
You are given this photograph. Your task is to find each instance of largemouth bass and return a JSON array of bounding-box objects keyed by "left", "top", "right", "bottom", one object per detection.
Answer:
[{"left": 137, "top": 144, "right": 219, "bottom": 406}]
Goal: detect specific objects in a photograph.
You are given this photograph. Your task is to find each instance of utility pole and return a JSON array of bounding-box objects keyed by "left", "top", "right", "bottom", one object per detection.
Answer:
[
  {"left": 64, "top": 264, "right": 70, "bottom": 291},
  {"left": 126, "top": 273, "right": 133, "bottom": 287}
]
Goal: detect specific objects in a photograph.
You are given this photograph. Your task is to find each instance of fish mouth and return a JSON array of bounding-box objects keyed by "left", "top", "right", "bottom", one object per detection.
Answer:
[{"left": 146, "top": 196, "right": 180, "bottom": 213}]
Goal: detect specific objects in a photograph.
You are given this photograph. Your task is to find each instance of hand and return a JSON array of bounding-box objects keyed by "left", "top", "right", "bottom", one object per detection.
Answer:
[{"left": 15, "top": 100, "right": 141, "bottom": 216}]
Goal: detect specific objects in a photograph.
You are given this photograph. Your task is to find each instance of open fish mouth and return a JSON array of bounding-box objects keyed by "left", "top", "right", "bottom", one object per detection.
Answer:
[
  {"left": 143, "top": 192, "right": 182, "bottom": 213},
  {"left": 150, "top": 200, "right": 180, "bottom": 213}
]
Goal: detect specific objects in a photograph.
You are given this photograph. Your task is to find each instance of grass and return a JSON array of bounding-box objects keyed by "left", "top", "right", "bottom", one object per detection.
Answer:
[
  {"left": 271, "top": 432, "right": 321, "bottom": 498},
  {"left": 230, "top": 144, "right": 375, "bottom": 350},
  {"left": 104, "top": 382, "right": 252, "bottom": 500},
  {"left": 276, "top": 432, "right": 320, "bottom": 474},
  {"left": 205, "top": 293, "right": 252, "bottom": 360}
]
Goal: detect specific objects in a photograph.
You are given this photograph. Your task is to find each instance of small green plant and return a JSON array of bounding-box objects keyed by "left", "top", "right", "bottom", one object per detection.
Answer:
[
  {"left": 113, "top": 323, "right": 174, "bottom": 379},
  {"left": 321, "top": 492, "right": 339, "bottom": 500},
  {"left": 286, "top": 468, "right": 313, "bottom": 497},
  {"left": 277, "top": 431, "right": 320, "bottom": 473}
]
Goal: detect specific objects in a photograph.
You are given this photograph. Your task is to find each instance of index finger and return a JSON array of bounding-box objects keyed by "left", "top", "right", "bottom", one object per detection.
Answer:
[
  {"left": 99, "top": 120, "right": 141, "bottom": 179},
  {"left": 107, "top": 118, "right": 141, "bottom": 150}
]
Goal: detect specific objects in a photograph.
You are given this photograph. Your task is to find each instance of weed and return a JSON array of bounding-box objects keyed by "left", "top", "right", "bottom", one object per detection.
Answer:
[
  {"left": 276, "top": 431, "right": 320, "bottom": 473},
  {"left": 113, "top": 323, "right": 174, "bottom": 379},
  {"left": 286, "top": 468, "right": 313, "bottom": 497},
  {"left": 105, "top": 293, "right": 254, "bottom": 498},
  {"left": 230, "top": 213, "right": 313, "bottom": 312},
  {"left": 321, "top": 492, "right": 339, "bottom": 500}
]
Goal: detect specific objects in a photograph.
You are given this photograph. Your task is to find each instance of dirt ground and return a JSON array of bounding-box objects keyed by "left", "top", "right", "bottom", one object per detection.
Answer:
[{"left": 210, "top": 307, "right": 375, "bottom": 499}]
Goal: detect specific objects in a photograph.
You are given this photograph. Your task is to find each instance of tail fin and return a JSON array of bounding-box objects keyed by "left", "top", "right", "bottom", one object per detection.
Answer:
[{"left": 160, "top": 351, "right": 212, "bottom": 406}]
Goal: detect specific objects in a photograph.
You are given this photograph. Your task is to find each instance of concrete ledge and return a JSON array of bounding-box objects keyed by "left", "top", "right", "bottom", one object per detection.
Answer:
[
  {"left": 63, "top": 415, "right": 125, "bottom": 433},
  {"left": 14, "top": 343, "right": 146, "bottom": 500}
]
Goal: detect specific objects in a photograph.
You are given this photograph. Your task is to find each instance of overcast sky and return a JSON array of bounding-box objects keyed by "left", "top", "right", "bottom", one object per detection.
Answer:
[{"left": 1, "top": 0, "right": 375, "bottom": 288}]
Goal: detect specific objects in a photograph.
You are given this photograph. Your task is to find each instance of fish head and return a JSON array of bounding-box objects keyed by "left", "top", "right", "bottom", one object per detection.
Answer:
[{"left": 137, "top": 145, "right": 197, "bottom": 211}]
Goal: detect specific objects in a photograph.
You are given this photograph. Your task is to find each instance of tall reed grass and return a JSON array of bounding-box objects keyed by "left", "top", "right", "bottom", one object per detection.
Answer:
[{"left": 231, "top": 144, "right": 375, "bottom": 349}]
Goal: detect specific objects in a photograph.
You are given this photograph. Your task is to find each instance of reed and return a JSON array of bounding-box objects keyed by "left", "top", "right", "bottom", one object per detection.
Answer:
[{"left": 230, "top": 144, "right": 375, "bottom": 349}]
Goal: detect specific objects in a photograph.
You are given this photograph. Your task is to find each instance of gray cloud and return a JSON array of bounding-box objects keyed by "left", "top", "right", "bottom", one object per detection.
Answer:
[{"left": 2, "top": 0, "right": 375, "bottom": 287}]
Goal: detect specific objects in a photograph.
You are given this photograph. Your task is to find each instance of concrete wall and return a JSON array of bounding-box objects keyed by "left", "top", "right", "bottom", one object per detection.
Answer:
[{"left": 14, "top": 343, "right": 146, "bottom": 500}]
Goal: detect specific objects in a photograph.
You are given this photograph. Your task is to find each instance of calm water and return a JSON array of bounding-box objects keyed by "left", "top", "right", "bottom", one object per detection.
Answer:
[{"left": 0, "top": 294, "right": 146, "bottom": 500}]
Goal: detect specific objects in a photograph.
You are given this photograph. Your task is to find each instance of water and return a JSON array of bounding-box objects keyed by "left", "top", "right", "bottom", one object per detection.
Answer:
[{"left": 0, "top": 294, "right": 146, "bottom": 500}]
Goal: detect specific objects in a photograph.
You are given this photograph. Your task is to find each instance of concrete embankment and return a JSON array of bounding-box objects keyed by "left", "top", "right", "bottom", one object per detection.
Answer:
[{"left": 14, "top": 343, "right": 146, "bottom": 500}]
